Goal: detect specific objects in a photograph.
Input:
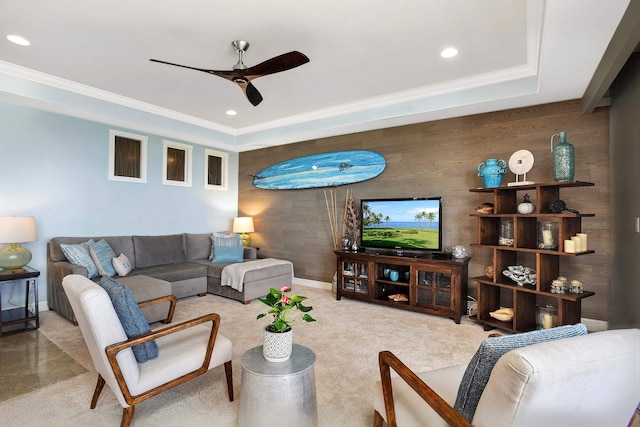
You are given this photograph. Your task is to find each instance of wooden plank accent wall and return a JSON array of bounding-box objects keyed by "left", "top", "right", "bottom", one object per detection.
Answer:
[{"left": 239, "top": 100, "right": 611, "bottom": 321}]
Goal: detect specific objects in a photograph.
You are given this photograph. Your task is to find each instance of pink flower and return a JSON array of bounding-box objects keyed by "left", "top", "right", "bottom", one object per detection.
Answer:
[{"left": 256, "top": 287, "right": 315, "bottom": 332}]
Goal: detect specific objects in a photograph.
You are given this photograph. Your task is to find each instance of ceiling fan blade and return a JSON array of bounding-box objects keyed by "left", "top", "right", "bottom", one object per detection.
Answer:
[
  {"left": 150, "top": 59, "right": 237, "bottom": 81},
  {"left": 150, "top": 58, "right": 211, "bottom": 73},
  {"left": 151, "top": 48, "right": 303, "bottom": 106},
  {"left": 242, "top": 81, "right": 263, "bottom": 106},
  {"left": 242, "top": 51, "right": 309, "bottom": 79}
]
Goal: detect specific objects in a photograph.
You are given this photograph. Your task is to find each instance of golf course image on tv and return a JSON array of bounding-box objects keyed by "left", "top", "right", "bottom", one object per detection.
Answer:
[{"left": 360, "top": 197, "right": 442, "bottom": 252}]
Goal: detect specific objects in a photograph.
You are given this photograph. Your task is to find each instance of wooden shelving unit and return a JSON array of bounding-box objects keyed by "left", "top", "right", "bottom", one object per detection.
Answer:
[{"left": 470, "top": 181, "right": 595, "bottom": 333}]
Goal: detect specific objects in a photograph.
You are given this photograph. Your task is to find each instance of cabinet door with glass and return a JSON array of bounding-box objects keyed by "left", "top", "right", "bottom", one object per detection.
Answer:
[
  {"left": 338, "top": 259, "right": 370, "bottom": 298},
  {"left": 416, "top": 268, "right": 453, "bottom": 310}
]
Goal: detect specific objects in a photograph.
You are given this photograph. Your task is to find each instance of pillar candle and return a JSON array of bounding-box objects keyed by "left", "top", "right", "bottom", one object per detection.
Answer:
[
  {"left": 542, "top": 229, "right": 553, "bottom": 246},
  {"left": 542, "top": 313, "right": 553, "bottom": 329},
  {"left": 571, "top": 235, "right": 582, "bottom": 252},
  {"left": 577, "top": 233, "right": 587, "bottom": 251},
  {"left": 564, "top": 239, "right": 576, "bottom": 253}
]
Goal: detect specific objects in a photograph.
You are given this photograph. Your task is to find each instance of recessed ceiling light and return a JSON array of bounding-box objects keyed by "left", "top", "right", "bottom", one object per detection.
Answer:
[
  {"left": 7, "top": 35, "right": 30, "bottom": 46},
  {"left": 226, "top": 110, "right": 237, "bottom": 116},
  {"left": 440, "top": 47, "right": 458, "bottom": 58}
]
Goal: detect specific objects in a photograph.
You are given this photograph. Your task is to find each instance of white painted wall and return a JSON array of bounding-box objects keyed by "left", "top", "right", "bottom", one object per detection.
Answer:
[{"left": 0, "top": 101, "right": 239, "bottom": 306}]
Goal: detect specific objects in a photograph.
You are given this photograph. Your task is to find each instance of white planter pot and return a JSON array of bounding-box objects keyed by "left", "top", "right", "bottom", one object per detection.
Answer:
[{"left": 263, "top": 327, "right": 293, "bottom": 362}]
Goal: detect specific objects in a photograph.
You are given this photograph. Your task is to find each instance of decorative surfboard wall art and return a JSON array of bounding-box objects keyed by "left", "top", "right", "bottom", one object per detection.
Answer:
[{"left": 253, "top": 150, "right": 386, "bottom": 190}]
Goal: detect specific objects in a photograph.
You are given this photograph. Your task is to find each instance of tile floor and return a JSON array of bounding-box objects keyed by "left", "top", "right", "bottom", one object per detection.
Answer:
[{"left": 0, "top": 329, "right": 86, "bottom": 402}]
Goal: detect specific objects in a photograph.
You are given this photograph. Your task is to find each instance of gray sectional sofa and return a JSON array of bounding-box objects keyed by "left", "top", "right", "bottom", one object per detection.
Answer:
[{"left": 47, "top": 233, "right": 293, "bottom": 324}]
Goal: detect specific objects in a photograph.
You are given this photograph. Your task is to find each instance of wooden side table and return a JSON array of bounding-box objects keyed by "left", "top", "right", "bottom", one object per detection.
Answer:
[
  {"left": 0, "top": 266, "right": 40, "bottom": 336},
  {"left": 238, "top": 344, "right": 318, "bottom": 427}
]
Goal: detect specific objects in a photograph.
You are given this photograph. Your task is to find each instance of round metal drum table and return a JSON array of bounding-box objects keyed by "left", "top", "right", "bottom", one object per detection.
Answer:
[{"left": 238, "top": 344, "right": 318, "bottom": 427}]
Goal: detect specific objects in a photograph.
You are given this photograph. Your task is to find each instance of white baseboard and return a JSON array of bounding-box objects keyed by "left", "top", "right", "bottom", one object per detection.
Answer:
[
  {"left": 293, "top": 277, "right": 332, "bottom": 291},
  {"left": 0, "top": 301, "right": 50, "bottom": 312}
]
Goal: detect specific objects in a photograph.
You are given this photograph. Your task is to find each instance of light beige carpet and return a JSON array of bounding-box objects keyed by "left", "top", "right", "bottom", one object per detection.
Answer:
[{"left": 0, "top": 283, "right": 490, "bottom": 426}]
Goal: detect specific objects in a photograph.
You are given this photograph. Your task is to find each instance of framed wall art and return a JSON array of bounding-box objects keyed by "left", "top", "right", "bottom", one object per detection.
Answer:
[
  {"left": 108, "top": 130, "right": 148, "bottom": 183},
  {"left": 204, "top": 148, "right": 228, "bottom": 191},
  {"left": 163, "top": 140, "right": 193, "bottom": 187}
]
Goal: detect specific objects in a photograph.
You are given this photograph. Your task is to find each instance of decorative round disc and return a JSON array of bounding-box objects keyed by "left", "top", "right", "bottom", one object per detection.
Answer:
[{"left": 508, "top": 150, "right": 534, "bottom": 175}]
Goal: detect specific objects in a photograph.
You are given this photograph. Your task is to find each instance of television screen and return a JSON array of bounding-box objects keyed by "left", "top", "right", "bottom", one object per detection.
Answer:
[{"left": 360, "top": 197, "right": 442, "bottom": 252}]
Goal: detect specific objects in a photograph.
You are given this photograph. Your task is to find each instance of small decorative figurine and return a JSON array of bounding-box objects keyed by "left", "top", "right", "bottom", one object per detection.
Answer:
[{"left": 517, "top": 194, "right": 535, "bottom": 214}]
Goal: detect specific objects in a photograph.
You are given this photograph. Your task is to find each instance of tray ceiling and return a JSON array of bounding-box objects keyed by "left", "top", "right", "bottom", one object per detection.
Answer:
[{"left": 0, "top": 0, "right": 630, "bottom": 151}]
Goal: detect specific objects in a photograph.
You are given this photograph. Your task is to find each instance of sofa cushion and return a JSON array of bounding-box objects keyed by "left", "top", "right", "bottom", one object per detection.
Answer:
[
  {"left": 60, "top": 240, "right": 99, "bottom": 279},
  {"left": 112, "top": 253, "right": 133, "bottom": 276},
  {"left": 184, "top": 233, "right": 212, "bottom": 261},
  {"left": 212, "top": 233, "right": 244, "bottom": 263},
  {"left": 98, "top": 276, "right": 158, "bottom": 363},
  {"left": 118, "top": 275, "right": 172, "bottom": 324},
  {"left": 243, "top": 246, "right": 258, "bottom": 260},
  {"left": 193, "top": 260, "right": 228, "bottom": 279},
  {"left": 133, "top": 234, "right": 185, "bottom": 268},
  {"left": 454, "top": 323, "right": 588, "bottom": 422},
  {"left": 192, "top": 259, "right": 293, "bottom": 282},
  {"left": 131, "top": 262, "right": 208, "bottom": 283},
  {"left": 49, "top": 237, "right": 96, "bottom": 262},
  {"left": 101, "top": 236, "right": 136, "bottom": 267},
  {"left": 49, "top": 236, "right": 134, "bottom": 263},
  {"left": 89, "top": 239, "right": 117, "bottom": 277}
]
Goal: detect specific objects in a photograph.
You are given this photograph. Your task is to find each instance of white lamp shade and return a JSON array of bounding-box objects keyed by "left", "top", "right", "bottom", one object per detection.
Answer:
[
  {"left": 0, "top": 216, "right": 38, "bottom": 243},
  {"left": 233, "top": 217, "right": 254, "bottom": 233}
]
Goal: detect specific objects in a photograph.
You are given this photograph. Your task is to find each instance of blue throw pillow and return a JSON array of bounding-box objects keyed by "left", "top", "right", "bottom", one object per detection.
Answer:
[
  {"left": 454, "top": 323, "right": 588, "bottom": 422},
  {"left": 212, "top": 245, "right": 244, "bottom": 263},
  {"left": 89, "top": 239, "right": 117, "bottom": 277},
  {"left": 99, "top": 276, "right": 158, "bottom": 363},
  {"left": 61, "top": 240, "right": 100, "bottom": 279},
  {"left": 212, "top": 233, "right": 244, "bottom": 263}
]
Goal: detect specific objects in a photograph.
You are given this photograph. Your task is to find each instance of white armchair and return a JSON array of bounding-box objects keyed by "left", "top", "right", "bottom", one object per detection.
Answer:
[
  {"left": 374, "top": 328, "right": 640, "bottom": 427},
  {"left": 63, "top": 274, "right": 234, "bottom": 427}
]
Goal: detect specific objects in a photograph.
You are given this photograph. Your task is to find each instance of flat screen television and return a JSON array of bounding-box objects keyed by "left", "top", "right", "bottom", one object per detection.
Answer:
[{"left": 359, "top": 197, "right": 442, "bottom": 254}]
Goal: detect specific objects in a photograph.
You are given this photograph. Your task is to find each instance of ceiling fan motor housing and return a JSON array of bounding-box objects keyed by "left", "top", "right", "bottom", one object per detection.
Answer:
[{"left": 232, "top": 40, "right": 249, "bottom": 70}]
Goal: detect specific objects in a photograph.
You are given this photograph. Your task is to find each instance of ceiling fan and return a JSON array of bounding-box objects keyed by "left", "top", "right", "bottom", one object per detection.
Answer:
[{"left": 150, "top": 40, "right": 309, "bottom": 106}]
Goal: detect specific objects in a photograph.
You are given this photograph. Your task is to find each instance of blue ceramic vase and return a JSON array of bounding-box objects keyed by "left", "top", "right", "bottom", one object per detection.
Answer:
[{"left": 477, "top": 159, "right": 507, "bottom": 188}]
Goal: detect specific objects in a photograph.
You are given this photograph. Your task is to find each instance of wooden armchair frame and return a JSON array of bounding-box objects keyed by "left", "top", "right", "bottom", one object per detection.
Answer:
[
  {"left": 138, "top": 294, "right": 177, "bottom": 324},
  {"left": 375, "top": 350, "right": 471, "bottom": 427},
  {"left": 93, "top": 309, "right": 233, "bottom": 427}
]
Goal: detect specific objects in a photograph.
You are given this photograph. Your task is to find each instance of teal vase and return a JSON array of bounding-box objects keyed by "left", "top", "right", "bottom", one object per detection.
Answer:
[
  {"left": 550, "top": 131, "right": 575, "bottom": 182},
  {"left": 477, "top": 159, "right": 507, "bottom": 188}
]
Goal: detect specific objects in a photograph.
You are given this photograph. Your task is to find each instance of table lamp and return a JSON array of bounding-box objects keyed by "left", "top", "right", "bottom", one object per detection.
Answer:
[
  {"left": 233, "top": 217, "right": 254, "bottom": 247},
  {"left": 0, "top": 216, "right": 38, "bottom": 271}
]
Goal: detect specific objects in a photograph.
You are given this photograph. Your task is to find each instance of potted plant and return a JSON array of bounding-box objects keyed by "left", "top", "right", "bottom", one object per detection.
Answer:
[{"left": 257, "top": 286, "right": 315, "bottom": 362}]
